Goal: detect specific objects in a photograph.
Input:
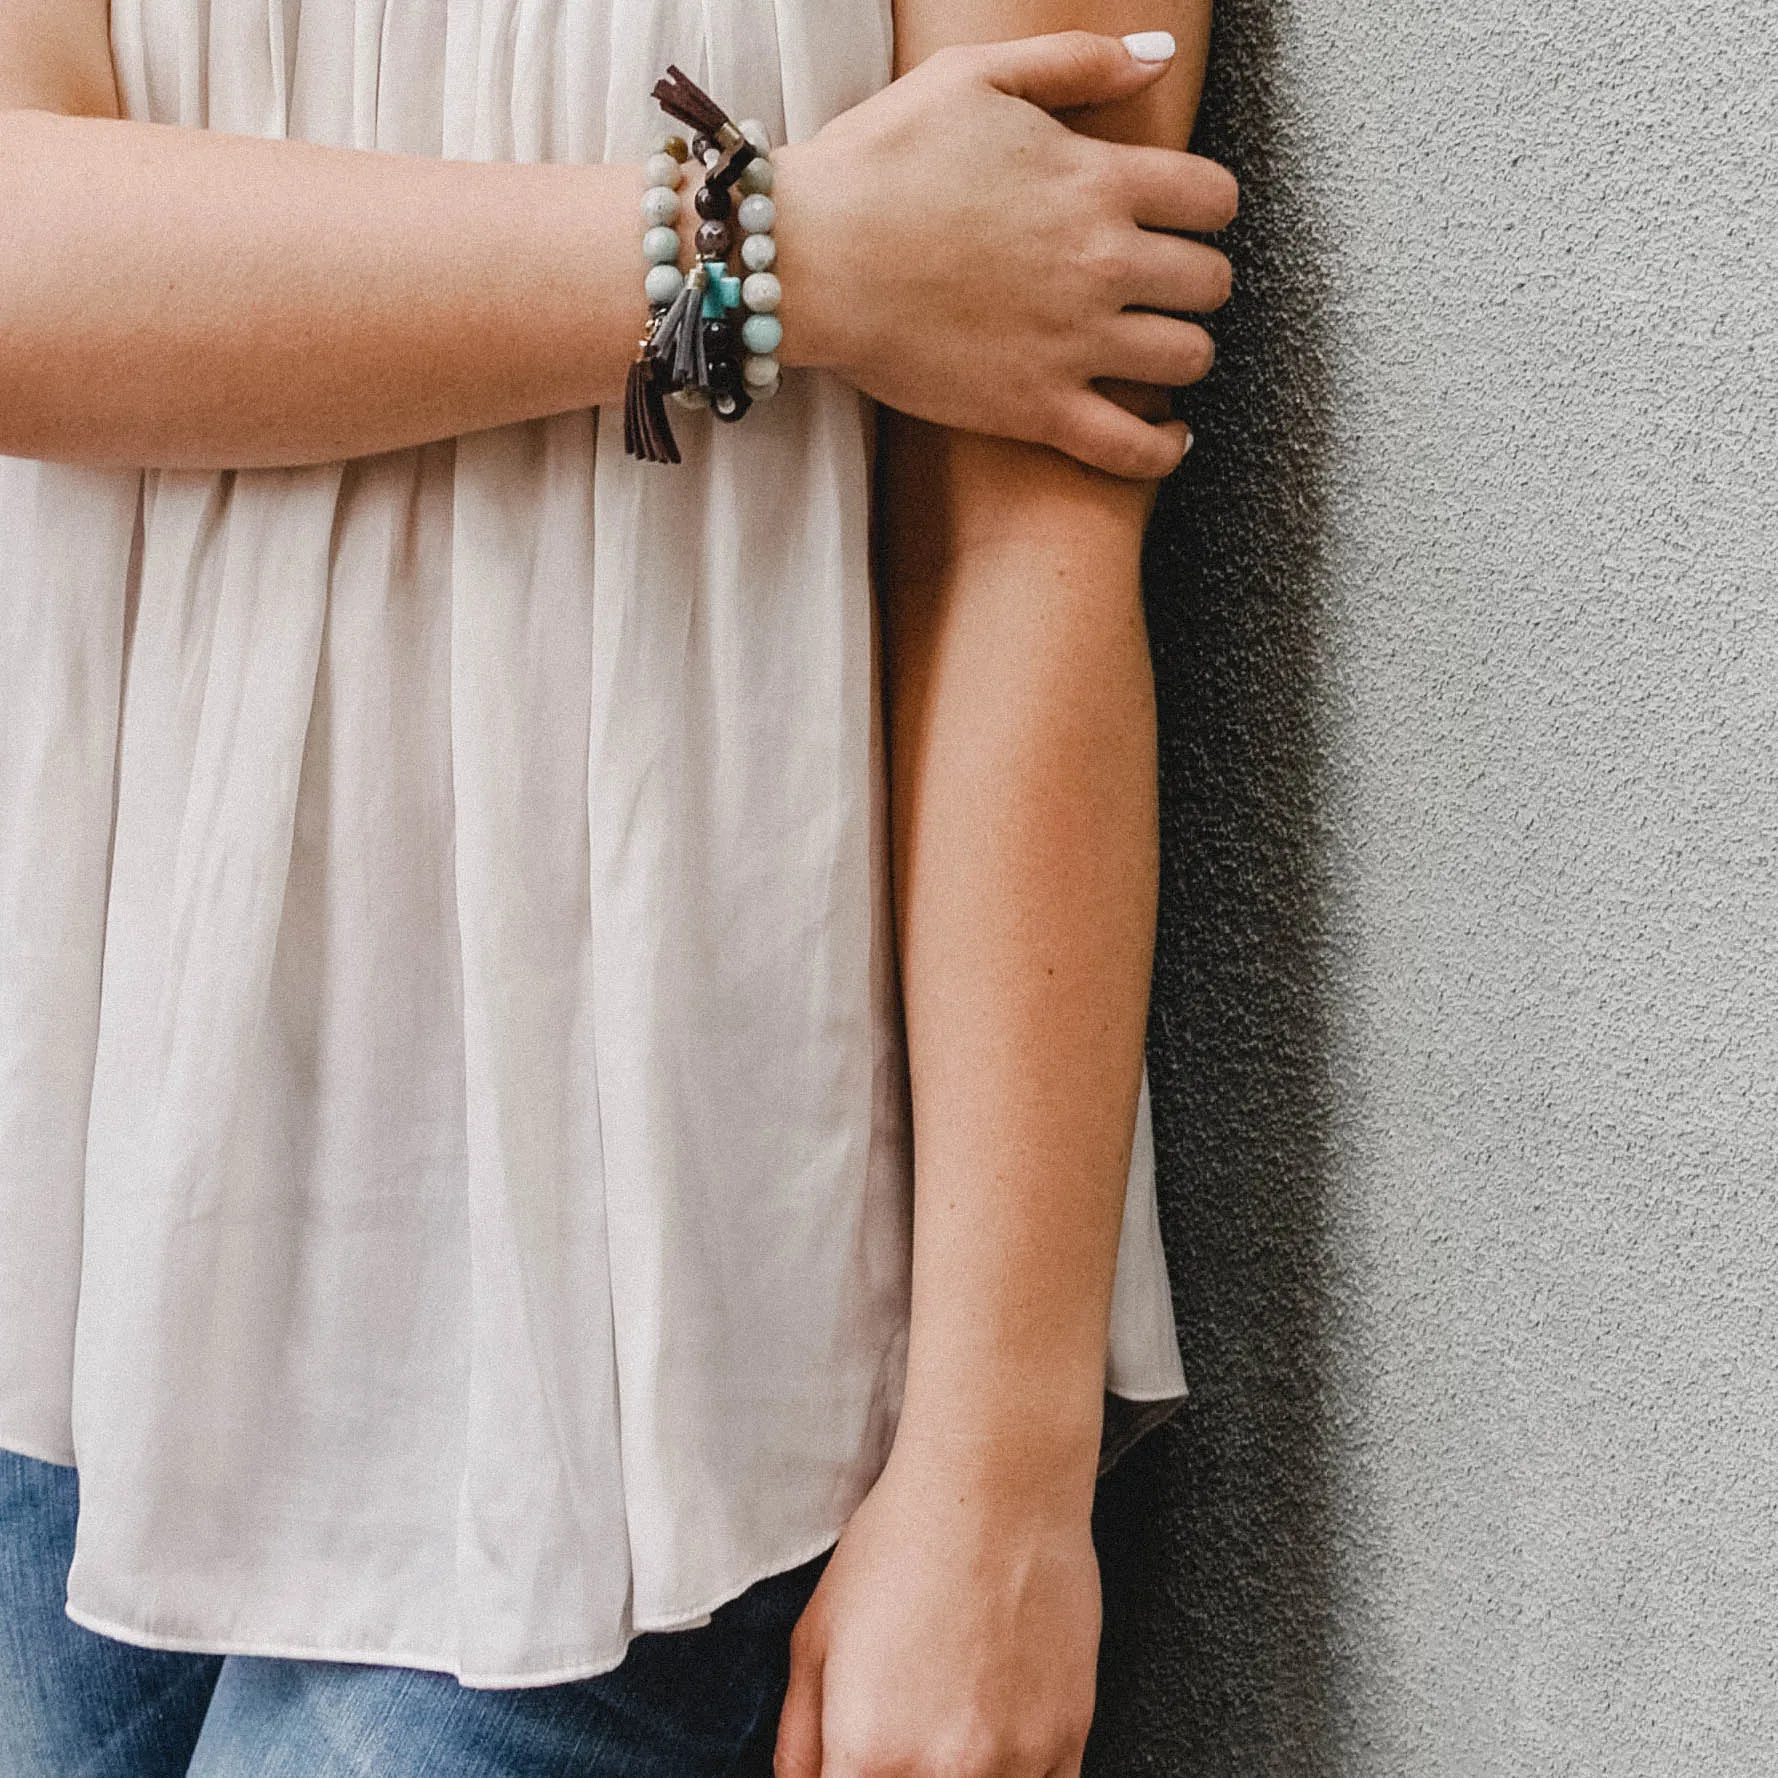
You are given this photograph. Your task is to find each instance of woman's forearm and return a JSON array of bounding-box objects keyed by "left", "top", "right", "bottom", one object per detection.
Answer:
[
  {"left": 3, "top": 0, "right": 1232, "bottom": 477},
  {"left": 883, "top": 428, "right": 1160, "bottom": 1504},
  {"left": 0, "top": 109, "right": 648, "bottom": 468},
  {"left": 771, "top": 428, "right": 1172, "bottom": 1778},
  {"left": 875, "top": 0, "right": 1210, "bottom": 1512}
]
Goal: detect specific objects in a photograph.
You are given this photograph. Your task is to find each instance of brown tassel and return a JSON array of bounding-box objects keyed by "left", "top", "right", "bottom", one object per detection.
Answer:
[
  {"left": 651, "top": 65, "right": 732, "bottom": 141},
  {"left": 622, "top": 344, "right": 682, "bottom": 465},
  {"left": 623, "top": 345, "right": 681, "bottom": 465},
  {"left": 641, "top": 364, "right": 680, "bottom": 464},
  {"left": 626, "top": 350, "right": 650, "bottom": 458}
]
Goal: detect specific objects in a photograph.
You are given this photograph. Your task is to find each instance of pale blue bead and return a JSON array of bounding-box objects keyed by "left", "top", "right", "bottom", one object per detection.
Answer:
[
  {"left": 641, "top": 185, "right": 680, "bottom": 227},
  {"left": 642, "top": 225, "right": 680, "bottom": 265},
  {"left": 736, "top": 193, "right": 776, "bottom": 235},
  {"left": 741, "top": 271, "right": 781, "bottom": 313},
  {"left": 643, "top": 152, "right": 682, "bottom": 191},
  {"left": 738, "top": 118, "right": 773, "bottom": 154},
  {"left": 644, "top": 262, "right": 685, "bottom": 306},
  {"left": 739, "top": 157, "right": 775, "bottom": 197},
  {"left": 740, "top": 231, "right": 776, "bottom": 272},
  {"left": 743, "top": 353, "right": 781, "bottom": 389},
  {"left": 741, "top": 313, "right": 783, "bottom": 355}
]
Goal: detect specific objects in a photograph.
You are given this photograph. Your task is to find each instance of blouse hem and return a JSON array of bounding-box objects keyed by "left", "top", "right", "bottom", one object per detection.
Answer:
[
  {"left": 0, "top": 1433, "right": 77, "bottom": 1470},
  {"left": 62, "top": 1522, "right": 850, "bottom": 1691}
]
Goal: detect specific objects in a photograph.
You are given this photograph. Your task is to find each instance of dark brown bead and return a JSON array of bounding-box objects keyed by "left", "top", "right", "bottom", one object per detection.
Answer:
[
  {"left": 691, "top": 132, "right": 715, "bottom": 163},
  {"left": 695, "top": 220, "right": 734, "bottom": 259},
  {"left": 693, "top": 182, "right": 732, "bottom": 221}
]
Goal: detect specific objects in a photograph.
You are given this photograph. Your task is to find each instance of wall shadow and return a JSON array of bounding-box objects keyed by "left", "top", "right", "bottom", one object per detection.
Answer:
[{"left": 1087, "top": 2, "right": 1342, "bottom": 1772}]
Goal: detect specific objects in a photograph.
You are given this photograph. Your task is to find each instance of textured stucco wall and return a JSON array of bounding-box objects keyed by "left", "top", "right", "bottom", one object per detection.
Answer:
[{"left": 1088, "top": 2, "right": 1778, "bottom": 1772}]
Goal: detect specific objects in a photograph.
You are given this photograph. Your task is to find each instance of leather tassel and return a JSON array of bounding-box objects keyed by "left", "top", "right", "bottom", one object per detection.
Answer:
[
  {"left": 651, "top": 65, "right": 731, "bottom": 140},
  {"left": 651, "top": 65, "right": 755, "bottom": 193},
  {"left": 629, "top": 353, "right": 650, "bottom": 458},
  {"left": 663, "top": 269, "right": 708, "bottom": 391},
  {"left": 623, "top": 346, "right": 681, "bottom": 464},
  {"left": 640, "top": 363, "right": 680, "bottom": 463},
  {"left": 651, "top": 278, "right": 701, "bottom": 389}
]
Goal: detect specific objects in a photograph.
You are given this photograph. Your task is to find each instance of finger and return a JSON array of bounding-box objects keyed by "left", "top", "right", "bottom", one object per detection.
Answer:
[
  {"left": 1116, "top": 145, "right": 1241, "bottom": 233},
  {"left": 773, "top": 1637, "right": 823, "bottom": 1778},
  {"left": 1103, "top": 310, "right": 1217, "bottom": 388},
  {"left": 966, "top": 29, "right": 1177, "bottom": 113},
  {"left": 1122, "top": 231, "right": 1233, "bottom": 314},
  {"left": 1056, "top": 392, "right": 1193, "bottom": 481}
]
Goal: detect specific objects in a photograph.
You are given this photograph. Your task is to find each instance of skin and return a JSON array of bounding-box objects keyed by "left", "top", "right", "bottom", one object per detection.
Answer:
[
  {"left": 0, "top": 3, "right": 1230, "bottom": 1772},
  {"left": 775, "top": 7, "right": 1219, "bottom": 1778},
  {"left": 0, "top": 8, "right": 1232, "bottom": 476}
]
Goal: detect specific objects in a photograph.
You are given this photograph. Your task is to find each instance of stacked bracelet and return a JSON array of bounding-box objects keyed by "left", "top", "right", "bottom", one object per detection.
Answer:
[{"left": 623, "top": 67, "right": 782, "bottom": 465}]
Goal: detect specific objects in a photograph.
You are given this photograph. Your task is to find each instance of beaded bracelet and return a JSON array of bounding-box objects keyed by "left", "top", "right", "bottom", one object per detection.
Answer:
[{"left": 624, "top": 67, "right": 782, "bottom": 464}]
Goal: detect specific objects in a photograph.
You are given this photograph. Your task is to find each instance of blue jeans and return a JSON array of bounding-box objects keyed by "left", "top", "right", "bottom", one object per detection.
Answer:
[{"left": 0, "top": 1448, "right": 827, "bottom": 1777}]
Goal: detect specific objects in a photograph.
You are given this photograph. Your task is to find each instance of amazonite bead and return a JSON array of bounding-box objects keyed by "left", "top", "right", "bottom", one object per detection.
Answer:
[
  {"left": 642, "top": 225, "right": 680, "bottom": 265},
  {"left": 740, "top": 230, "right": 777, "bottom": 272},
  {"left": 741, "top": 313, "right": 783, "bottom": 355},
  {"left": 739, "top": 156, "right": 775, "bottom": 197},
  {"left": 743, "top": 352, "right": 781, "bottom": 388},
  {"left": 643, "top": 152, "right": 682, "bottom": 191},
  {"left": 738, "top": 118, "right": 773, "bottom": 153},
  {"left": 644, "top": 262, "right": 685, "bottom": 306},
  {"left": 740, "top": 271, "right": 781, "bottom": 313},
  {"left": 641, "top": 185, "right": 680, "bottom": 228},
  {"left": 736, "top": 193, "right": 776, "bottom": 235}
]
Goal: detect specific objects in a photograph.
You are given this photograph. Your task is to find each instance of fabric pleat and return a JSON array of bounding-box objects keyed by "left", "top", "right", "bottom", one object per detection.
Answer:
[{"left": 0, "top": 0, "right": 1187, "bottom": 1687}]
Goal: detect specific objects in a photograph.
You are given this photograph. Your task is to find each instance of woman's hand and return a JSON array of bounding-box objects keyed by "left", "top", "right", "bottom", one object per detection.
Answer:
[
  {"left": 774, "top": 29, "right": 1237, "bottom": 481},
  {"left": 775, "top": 1437, "right": 1102, "bottom": 1778}
]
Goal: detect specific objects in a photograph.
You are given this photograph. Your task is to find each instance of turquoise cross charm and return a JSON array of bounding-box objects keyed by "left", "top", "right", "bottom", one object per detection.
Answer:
[{"left": 699, "top": 261, "right": 744, "bottom": 320}]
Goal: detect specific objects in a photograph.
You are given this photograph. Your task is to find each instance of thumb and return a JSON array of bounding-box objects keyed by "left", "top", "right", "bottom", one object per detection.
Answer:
[{"left": 970, "top": 28, "right": 1177, "bottom": 112}]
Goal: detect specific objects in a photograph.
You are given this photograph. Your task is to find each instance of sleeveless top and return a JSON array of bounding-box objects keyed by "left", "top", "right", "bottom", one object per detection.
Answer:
[{"left": 0, "top": 0, "right": 1186, "bottom": 1686}]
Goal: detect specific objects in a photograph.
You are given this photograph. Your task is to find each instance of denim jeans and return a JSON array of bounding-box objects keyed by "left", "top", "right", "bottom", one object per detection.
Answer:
[{"left": 0, "top": 1448, "right": 827, "bottom": 1777}]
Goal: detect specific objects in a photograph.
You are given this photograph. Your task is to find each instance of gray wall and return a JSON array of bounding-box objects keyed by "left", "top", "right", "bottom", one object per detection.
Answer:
[{"left": 1089, "top": 1, "right": 1778, "bottom": 1771}]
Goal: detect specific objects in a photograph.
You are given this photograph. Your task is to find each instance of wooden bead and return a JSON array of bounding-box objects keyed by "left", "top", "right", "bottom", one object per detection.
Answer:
[
  {"left": 695, "top": 220, "right": 734, "bottom": 259},
  {"left": 694, "top": 182, "right": 733, "bottom": 221}
]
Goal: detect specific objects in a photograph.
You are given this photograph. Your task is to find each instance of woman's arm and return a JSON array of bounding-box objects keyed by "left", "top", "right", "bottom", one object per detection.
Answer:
[
  {"left": 774, "top": 6, "right": 1224, "bottom": 1778},
  {"left": 0, "top": 0, "right": 1223, "bottom": 473}
]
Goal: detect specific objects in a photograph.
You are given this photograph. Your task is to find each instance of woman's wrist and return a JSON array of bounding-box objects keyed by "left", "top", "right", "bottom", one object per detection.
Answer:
[
  {"left": 760, "top": 137, "right": 852, "bottom": 377},
  {"left": 886, "top": 1392, "right": 1105, "bottom": 1526}
]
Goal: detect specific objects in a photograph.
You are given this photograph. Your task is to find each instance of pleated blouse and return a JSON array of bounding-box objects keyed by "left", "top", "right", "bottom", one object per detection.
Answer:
[{"left": 0, "top": 0, "right": 1187, "bottom": 1686}]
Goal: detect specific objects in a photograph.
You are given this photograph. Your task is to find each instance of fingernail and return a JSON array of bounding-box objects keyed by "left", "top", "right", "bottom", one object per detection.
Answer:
[
  {"left": 1181, "top": 426, "right": 1194, "bottom": 454},
  {"left": 1122, "top": 30, "right": 1177, "bottom": 63}
]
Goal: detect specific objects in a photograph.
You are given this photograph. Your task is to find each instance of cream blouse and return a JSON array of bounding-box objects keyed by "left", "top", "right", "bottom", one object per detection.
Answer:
[{"left": 0, "top": 0, "right": 1186, "bottom": 1687}]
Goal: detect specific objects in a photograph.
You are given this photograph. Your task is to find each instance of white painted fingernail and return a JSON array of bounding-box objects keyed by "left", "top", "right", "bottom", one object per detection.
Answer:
[
  {"left": 1181, "top": 427, "right": 1194, "bottom": 455},
  {"left": 1122, "top": 31, "right": 1177, "bottom": 63}
]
